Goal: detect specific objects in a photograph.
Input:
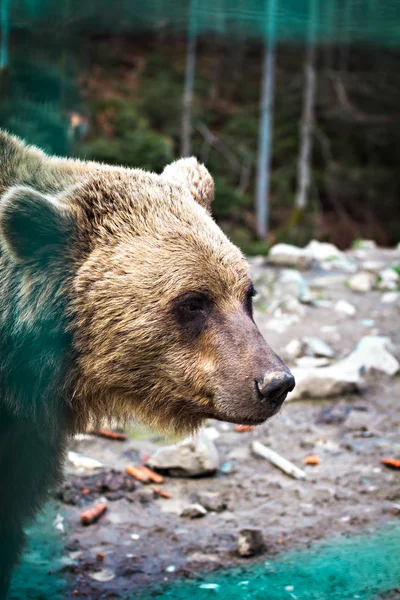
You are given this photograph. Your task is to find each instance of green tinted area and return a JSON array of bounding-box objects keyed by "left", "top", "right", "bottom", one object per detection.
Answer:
[
  {"left": 139, "top": 522, "right": 400, "bottom": 600},
  {"left": 7, "top": 0, "right": 400, "bottom": 45},
  {"left": 9, "top": 503, "right": 67, "bottom": 600}
]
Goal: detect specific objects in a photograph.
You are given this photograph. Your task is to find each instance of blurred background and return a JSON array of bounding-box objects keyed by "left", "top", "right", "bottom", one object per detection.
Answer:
[{"left": 1, "top": 0, "right": 400, "bottom": 253}]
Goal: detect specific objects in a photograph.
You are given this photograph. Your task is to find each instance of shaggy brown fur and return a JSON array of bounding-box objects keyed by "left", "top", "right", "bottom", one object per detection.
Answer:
[{"left": 0, "top": 130, "right": 293, "bottom": 596}]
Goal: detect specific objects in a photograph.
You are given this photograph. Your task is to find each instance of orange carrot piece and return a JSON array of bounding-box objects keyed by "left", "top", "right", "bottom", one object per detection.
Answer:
[
  {"left": 125, "top": 465, "right": 150, "bottom": 483},
  {"left": 153, "top": 487, "right": 171, "bottom": 499},
  {"left": 235, "top": 425, "right": 254, "bottom": 432},
  {"left": 80, "top": 503, "right": 107, "bottom": 526},
  {"left": 139, "top": 466, "right": 164, "bottom": 484},
  {"left": 381, "top": 458, "right": 400, "bottom": 469},
  {"left": 98, "top": 429, "right": 128, "bottom": 441},
  {"left": 304, "top": 454, "right": 320, "bottom": 466}
]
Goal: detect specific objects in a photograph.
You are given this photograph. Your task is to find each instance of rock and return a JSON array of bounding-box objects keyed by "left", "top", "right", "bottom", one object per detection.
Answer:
[
  {"left": 237, "top": 529, "right": 265, "bottom": 557},
  {"left": 381, "top": 292, "right": 400, "bottom": 304},
  {"left": 295, "top": 356, "right": 331, "bottom": 368},
  {"left": 287, "top": 362, "right": 362, "bottom": 401},
  {"left": 348, "top": 271, "right": 376, "bottom": 293},
  {"left": 284, "top": 339, "right": 303, "bottom": 362},
  {"left": 267, "top": 243, "right": 313, "bottom": 270},
  {"left": 306, "top": 240, "right": 343, "bottom": 262},
  {"left": 89, "top": 569, "right": 115, "bottom": 582},
  {"left": 180, "top": 503, "right": 207, "bottom": 518},
  {"left": 302, "top": 336, "right": 335, "bottom": 358},
  {"left": 276, "top": 297, "right": 306, "bottom": 317},
  {"left": 334, "top": 299, "right": 356, "bottom": 317},
  {"left": 278, "top": 269, "right": 312, "bottom": 303},
  {"left": 378, "top": 268, "right": 399, "bottom": 291},
  {"left": 305, "top": 240, "right": 355, "bottom": 272},
  {"left": 288, "top": 335, "right": 399, "bottom": 402},
  {"left": 147, "top": 432, "right": 219, "bottom": 477},
  {"left": 67, "top": 451, "right": 104, "bottom": 471},
  {"left": 344, "top": 335, "right": 399, "bottom": 376},
  {"left": 354, "top": 239, "right": 377, "bottom": 251},
  {"left": 361, "top": 260, "right": 385, "bottom": 274},
  {"left": 192, "top": 491, "right": 228, "bottom": 513},
  {"left": 264, "top": 315, "right": 299, "bottom": 334}
]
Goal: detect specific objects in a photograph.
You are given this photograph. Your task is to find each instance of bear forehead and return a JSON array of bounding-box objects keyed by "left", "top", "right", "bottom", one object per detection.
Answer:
[{"left": 74, "top": 171, "right": 250, "bottom": 300}]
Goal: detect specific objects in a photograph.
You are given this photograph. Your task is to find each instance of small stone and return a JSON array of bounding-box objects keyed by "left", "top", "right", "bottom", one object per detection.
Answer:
[
  {"left": 378, "top": 268, "right": 399, "bottom": 291},
  {"left": 268, "top": 243, "right": 313, "bottom": 270},
  {"left": 334, "top": 299, "right": 356, "bottom": 317},
  {"left": 181, "top": 503, "right": 207, "bottom": 519},
  {"left": 284, "top": 339, "right": 303, "bottom": 362},
  {"left": 381, "top": 292, "right": 399, "bottom": 304},
  {"left": 192, "top": 491, "right": 228, "bottom": 513},
  {"left": 148, "top": 432, "right": 219, "bottom": 477},
  {"left": 348, "top": 272, "right": 376, "bottom": 293},
  {"left": 302, "top": 336, "right": 335, "bottom": 358},
  {"left": 237, "top": 529, "right": 265, "bottom": 557},
  {"left": 89, "top": 569, "right": 115, "bottom": 582}
]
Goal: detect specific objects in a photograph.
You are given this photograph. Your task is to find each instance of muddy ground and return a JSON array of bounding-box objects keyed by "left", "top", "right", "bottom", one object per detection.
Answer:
[{"left": 52, "top": 247, "right": 400, "bottom": 598}]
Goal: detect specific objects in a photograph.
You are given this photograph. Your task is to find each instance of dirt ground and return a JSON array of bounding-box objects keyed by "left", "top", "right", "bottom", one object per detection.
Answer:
[{"left": 54, "top": 246, "right": 400, "bottom": 598}]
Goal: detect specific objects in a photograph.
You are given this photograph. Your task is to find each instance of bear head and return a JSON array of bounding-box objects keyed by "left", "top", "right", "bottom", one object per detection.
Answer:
[{"left": 0, "top": 154, "right": 294, "bottom": 434}]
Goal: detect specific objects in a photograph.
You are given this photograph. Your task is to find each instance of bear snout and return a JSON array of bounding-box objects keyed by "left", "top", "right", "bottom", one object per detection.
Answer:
[{"left": 255, "top": 370, "right": 295, "bottom": 410}]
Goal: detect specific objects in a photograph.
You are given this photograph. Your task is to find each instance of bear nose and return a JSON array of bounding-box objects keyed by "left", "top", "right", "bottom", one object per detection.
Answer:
[{"left": 256, "top": 370, "right": 295, "bottom": 408}]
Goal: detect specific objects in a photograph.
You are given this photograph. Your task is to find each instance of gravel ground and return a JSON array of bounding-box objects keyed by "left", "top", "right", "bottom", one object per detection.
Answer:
[{"left": 45, "top": 246, "right": 400, "bottom": 598}]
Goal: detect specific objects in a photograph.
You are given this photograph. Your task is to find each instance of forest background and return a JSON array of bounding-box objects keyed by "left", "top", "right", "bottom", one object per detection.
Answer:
[{"left": 1, "top": 0, "right": 399, "bottom": 253}]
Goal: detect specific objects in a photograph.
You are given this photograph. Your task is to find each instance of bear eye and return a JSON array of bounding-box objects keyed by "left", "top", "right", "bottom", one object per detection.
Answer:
[
  {"left": 173, "top": 292, "right": 211, "bottom": 334},
  {"left": 245, "top": 283, "right": 257, "bottom": 317}
]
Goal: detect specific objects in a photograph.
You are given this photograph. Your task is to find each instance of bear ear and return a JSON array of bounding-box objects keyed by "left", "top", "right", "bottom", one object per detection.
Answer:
[
  {"left": 162, "top": 157, "right": 214, "bottom": 210},
  {"left": 0, "top": 185, "right": 74, "bottom": 263}
]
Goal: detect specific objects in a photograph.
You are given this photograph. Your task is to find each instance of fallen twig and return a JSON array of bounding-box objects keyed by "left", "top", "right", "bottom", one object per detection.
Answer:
[
  {"left": 97, "top": 429, "right": 128, "bottom": 441},
  {"left": 80, "top": 502, "right": 107, "bottom": 526},
  {"left": 252, "top": 441, "right": 306, "bottom": 479},
  {"left": 381, "top": 458, "right": 400, "bottom": 470},
  {"left": 153, "top": 487, "right": 171, "bottom": 499},
  {"left": 235, "top": 425, "right": 254, "bottom": 433}
]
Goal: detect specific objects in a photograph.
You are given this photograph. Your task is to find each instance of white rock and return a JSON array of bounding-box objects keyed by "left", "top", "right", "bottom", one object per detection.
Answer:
[
  {"left": 67, "top": 451, "right": 104, "bottom": 470},
  {"left": 302, "top": 336, "right": 335, "bottom": 358},
  {"left": 377, "top": 268, "right": 399, "bottom": 291},
  {"left": 148, "top": 432, "right": 219, "bottom": 477},
  {"left": 345, "top": 335, "right": 399, "bottom": 376},
  {"left": 306, "top": 240, "right": 343, "bottom": 261},
  {"left": 381, "top": 292, "right": 400, "bottom": 304},
  {"left": 295, "top": 357, "right": 331, "bottom": 368},
  {"left": 89, "top": 569, "right": 115, "bottom": 583},
  {"left": 278, "top": 269, "right": 312, "bottom": 303},
  {"left": 284, "top": 339, "right": 303, "bottom": 362},
  {"left": 334, "top": 299, "right": 356, "bottom": 317},
  {"left": 348, "top": 272, "right": 376, "bottom": 293},
  {"left": 268, "top": 243, "right": 313, "bottom": 270},
  {"left": 203, "top": 426, "right": 220, "bottom": 441},
  {"left": 287, "top": 363, "right": 362, "bottom": 401},
  {"left": 361, "top": 260, "right": 385, "bottom": 274},
  {"left": 287, "top": 335, "right": 399, "bottom": 402},
  {"left": 180, "top": 503, "right": 207, "bottom": 518},
  {"left": 305, "top": 240, "right": 355, "bottom": 272},
  {"left": 264, "top": 315, "right": 299, "bottom": 334}
]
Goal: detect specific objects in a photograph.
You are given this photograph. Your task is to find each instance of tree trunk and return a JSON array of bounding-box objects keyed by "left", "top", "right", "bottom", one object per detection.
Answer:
[
  {"left": 295, "top": 0, "right": 318, "bottom": 211},
  {"left": 181, "top": 0, "right": 197, "bottom": 157},
  {"left": 255, "top": 0, "right": 277, "bottom": 239}
]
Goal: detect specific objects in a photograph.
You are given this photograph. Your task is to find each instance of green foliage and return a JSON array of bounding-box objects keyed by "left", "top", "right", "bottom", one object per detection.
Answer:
[{"left": 78, "top": 100, "right": 173, "bottom": 172}]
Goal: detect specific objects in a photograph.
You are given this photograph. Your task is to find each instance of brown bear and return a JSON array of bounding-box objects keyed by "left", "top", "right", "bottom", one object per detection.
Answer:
[{"left": 0, "top": 130, "right": 294, "bottom": 596}]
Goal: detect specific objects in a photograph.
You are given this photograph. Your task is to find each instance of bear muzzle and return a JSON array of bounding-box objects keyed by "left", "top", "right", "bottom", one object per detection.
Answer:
[{"left": 255, "top": 369, "right": 295, "bottom": 410}]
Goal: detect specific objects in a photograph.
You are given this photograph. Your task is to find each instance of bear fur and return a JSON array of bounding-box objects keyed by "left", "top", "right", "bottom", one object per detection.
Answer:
[{"left": 0, "top": 131, "right": 292, "bottom": 596}]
